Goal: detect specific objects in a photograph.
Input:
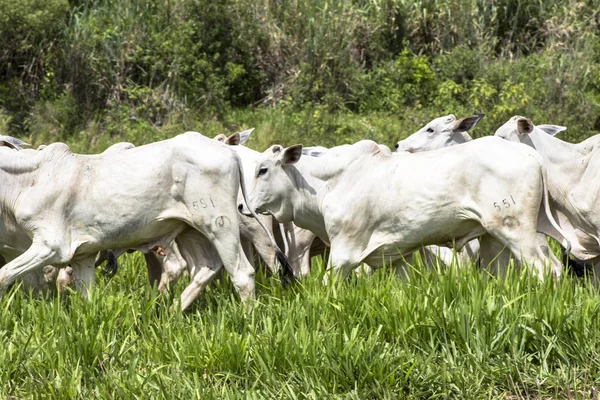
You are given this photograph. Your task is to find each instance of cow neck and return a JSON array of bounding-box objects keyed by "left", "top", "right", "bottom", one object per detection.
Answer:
[
  {"left": 0, "top": 150, "right": 39, "bottom": 214},
  {"left": 287, "top": 153, "right": 359, "bottom": 239},
  {"left": 528, "top": 128, "right": 584, "bottom": 184},
  {"left": 0, "top": 144, "right": 72, "bottom": 214},
  {"left": 459, "top": 132, "right": 473, "bottom": 142}
]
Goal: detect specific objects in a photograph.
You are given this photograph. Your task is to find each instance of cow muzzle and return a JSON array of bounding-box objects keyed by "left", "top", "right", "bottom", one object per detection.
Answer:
[{"left": 238, "top": 202, "right": 254, "bottom": 217}]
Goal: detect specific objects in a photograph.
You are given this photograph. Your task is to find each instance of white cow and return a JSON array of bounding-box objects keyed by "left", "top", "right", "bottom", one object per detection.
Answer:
[
  {"left": 495, "top": 116, "right": 600, "bottom": 275},
  {"left": 0, "top": 132, "right": 290, "bottom": 310},
  {"left": 393, "top": 113, "right": 589, "bottom": 274},
  {"left": 218, "top": 130, "right": 327, "bottom": 279},
  {"left": 308, "top": 114, "right": 484, "bottom": 270},
  {"left": 244, "top": 137, "right": 570, "bottom": 281},
  {"left": 394, "top": 114, "right": 484, "bottom": 153},
  {"left": 0, "top": 139, "right": 145, "bottom": 293},
  {"left": 0, "top": 138, "right": 71, "bottom": 292}
]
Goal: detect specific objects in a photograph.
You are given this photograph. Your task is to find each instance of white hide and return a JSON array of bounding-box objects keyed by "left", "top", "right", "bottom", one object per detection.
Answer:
[
  {"left": 495, "top": 116, "right": 600, "bottom": 265},
  {"left": 247, "top": 138, "right": 569, "bottom": 281},
  {"left": 0, "top": 133, "right": 256, "bottom": 311}
]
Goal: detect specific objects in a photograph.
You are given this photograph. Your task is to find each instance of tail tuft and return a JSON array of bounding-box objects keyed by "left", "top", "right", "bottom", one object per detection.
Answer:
[
  {"left": 101, "top": 250, "right": 119, "bottom": 280},
  {"left": 276, "top": 249, "right": 296, "bottom": 287}
]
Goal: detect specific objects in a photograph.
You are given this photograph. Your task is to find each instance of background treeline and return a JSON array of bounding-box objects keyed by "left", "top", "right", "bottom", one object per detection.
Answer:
[{"left": 1, "top": 0, "right": 599, "bottom": 151}]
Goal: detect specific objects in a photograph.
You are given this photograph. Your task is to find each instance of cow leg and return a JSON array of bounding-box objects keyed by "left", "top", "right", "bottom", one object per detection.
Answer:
[
  {"left": 57, "top": 266, "right": 74, "bottom": 292},
  {"left": 240, "top": 239, "right": 255, "bottom": 269},
  {"left": 247, "top": 236, "right": 277, "bottom": 275},
  {"left": 322, "top": 243, "right": 360, "bottom": 286},
  {"left": 592, "top": 262, "right": 600, "bottom": 285},
  {"left": 0, "top": 243, "right": 59, "bottom": 293},
  {"left": 71, "top": 256, "right": 97, "bottom": 299},
  {"left": 216, "top": 239, "right": 255, "bottom": 306},
  {"left": 175, "top": 225, "right": 254, "bottom": 310},
  {"left": 144, "top": 252, "right": 163, "bottom": 289},
  {"left": 179, "top": 265, "right": 221, "bottom": 311},
  {"left": 486, "top": 226, "right": 559, "bottom": 279},
  {"left": 285, "top": 225, "right": 317, "bottom": 279},
  {"left": 536, "top": 233, "right": 563, "bottom": 277},
  {"left": 153, "top": 240, "right": 187, "bottom": 293},
  {"left": 479, "top": 234, "right": 514, "bottom": 276}
]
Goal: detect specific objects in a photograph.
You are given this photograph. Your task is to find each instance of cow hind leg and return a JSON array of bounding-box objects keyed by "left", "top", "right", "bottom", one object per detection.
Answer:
[
  {"left": 179, "top": 265, "right": 222, "bottom": 311},
  {"left": 478, "top": 234, "right": 514, "bottom": 276},
  {"left": 176, "top": 224, "right": 255, "bottom": 310},
  {"left": 215, "top": 238, "right": 255, "bottom": 306},
  {"left": 486, "top": 225, "right": 559, "bottom": 279}
]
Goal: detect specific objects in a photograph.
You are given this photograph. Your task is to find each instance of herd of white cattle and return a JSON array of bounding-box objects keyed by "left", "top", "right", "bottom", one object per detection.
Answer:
[{"left": 1, "top": 113, "right": 599, "bottom": 311}]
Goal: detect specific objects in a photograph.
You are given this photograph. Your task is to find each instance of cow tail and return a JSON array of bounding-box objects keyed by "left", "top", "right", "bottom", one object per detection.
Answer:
[
  {"left": 101, "top": 250, "right": 119, "bottom": 280},
  {"left": 231, "top": 149, "right": 296, "bottom": 286}
]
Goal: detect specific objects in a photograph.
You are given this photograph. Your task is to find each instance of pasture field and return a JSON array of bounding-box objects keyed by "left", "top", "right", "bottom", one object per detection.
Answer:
[{"left": 1, "top": 254, "right": 600, "bottom": 399}]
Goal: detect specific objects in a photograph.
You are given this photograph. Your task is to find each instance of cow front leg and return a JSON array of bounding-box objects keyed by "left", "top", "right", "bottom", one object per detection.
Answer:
[
  {"left": 71, "top": 256, "right": 97, "bottom": 299},
  {"left": 322, "top": 245, "right": 360, "bottom": 286},
  {"left": 0, "top": 243, "right": 59, "bottom": 294}
]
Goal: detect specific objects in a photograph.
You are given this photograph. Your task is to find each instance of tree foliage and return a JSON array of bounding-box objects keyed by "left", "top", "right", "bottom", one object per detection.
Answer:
[{"left": 0, "top": 0, "right": 598, "bottom": 147}]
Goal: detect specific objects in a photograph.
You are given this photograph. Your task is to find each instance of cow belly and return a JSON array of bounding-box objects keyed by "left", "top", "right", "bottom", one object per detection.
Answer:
[
  {"left": 360, "top": 219, "right": 483, "bottom": 267},
  {"left": 74, "top": 219, "right": 185, "bottom": 255}
]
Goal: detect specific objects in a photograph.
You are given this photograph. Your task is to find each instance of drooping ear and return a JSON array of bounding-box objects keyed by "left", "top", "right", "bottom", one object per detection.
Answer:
[
  {"left": 0, "top": 140, "right": 18, "bottom": 150},
  {"left": 225, "top": 132, "right": 240, "bottom": 146},
  {"left": 453, "top": 114, "right": 484, "bottom": 132},
  {"left": 0, "top": 136, "right": 29, "bottom": 150},
  {"left": 237, "top": 128, "right": 254, "bottom": 145},
  {"left": 214, "top": 134, "right": 228, "bottom": 142},
  {"left": 537, "top": 124, "right": 566, "bottom": 137},
  {"left": 279, "top": 144, "right": 303, "bottom": 165},
  {"left": 517, "top": 117, "right": 534, "bottom": 135}
]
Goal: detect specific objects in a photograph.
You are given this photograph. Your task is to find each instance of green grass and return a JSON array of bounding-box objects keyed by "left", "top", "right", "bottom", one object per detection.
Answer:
[{"left": 2, "top": 254, "right": 600, "bottom": 398}]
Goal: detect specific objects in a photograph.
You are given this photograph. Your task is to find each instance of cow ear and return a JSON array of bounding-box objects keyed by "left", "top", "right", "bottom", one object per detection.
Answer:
[
  {"left": 237, "top": 128, "right": 254, "bottom": 145},
  {"left": 280, "top": 144, "right": 303, "bottom": 165},
  {"left": 225, "top": 132, "right": 240, "bottom": 146},
  {"left": 214, "top": 134, "right": 228, "bottom": 142},
  {"left": 537, "top": 124, "right": 566, "bottom": 137},
  {"left": 0, "top": 140, "right": 18, "bottom": 150},
  {"left": 453, "top": 114, "right": 484, "bottom": 132},
  {"left": 0, "top": 136, "right": 29, "bottom": 150},
  {"left": 517, "top": 118, "right": 534, "bottom": 135}
]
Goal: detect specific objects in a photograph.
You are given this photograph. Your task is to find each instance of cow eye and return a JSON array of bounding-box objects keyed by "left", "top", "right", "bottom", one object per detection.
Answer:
[
  {"left": 426, "top": 127, "right": 434, "bottom": 133},
  {"left": 257, "top": 167, "right": 268, "bottom": 177}
]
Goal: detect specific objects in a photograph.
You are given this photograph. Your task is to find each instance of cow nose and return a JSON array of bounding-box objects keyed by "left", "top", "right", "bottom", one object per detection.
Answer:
[
  {"left": 238, "top": 203, "right": 244, "bottom": 212},
  {"left": 394, "top": 143, "right": 399, "bottom": 150}
]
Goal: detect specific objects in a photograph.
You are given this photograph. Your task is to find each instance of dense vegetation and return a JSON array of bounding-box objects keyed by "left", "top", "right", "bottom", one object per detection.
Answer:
[{"left": 1, "top": 0, "right": 599, "bottom": 151}]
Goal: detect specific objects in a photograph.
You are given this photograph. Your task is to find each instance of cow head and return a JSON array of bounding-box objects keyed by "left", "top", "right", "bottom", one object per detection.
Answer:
[
  {"left": 214, "top": 128, "right": 254, "bottom": 146},
  {"left": 242, "top": 144, "right": 302, "bottom": 223},
  {"left": 494, "top": 116, "right": 566, "bottom": 144},
  {"left": 394, "top": 113, "right": 484, "bottom": 153}
]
